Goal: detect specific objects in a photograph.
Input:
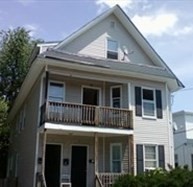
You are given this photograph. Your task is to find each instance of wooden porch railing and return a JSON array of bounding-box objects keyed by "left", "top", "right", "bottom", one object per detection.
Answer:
[
  {"left": 98, "top": 173, "right": 125, "bottom": 187},
  {"left": 40, "top": 101, "right": 133, "bottom": 129}
]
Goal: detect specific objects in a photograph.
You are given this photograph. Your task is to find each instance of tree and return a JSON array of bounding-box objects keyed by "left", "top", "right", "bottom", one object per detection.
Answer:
[
  {"left": 0, "top": 27, "right": 40, "bottom": 178},
  {"left": 0, "top": 27, "right": 36, "bottom": 105},
  {"left": 0, "top": 97, "right": 9, "bottom": 177}
]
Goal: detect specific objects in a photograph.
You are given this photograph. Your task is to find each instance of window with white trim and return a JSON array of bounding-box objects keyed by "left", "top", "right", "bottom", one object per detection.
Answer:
[
  {"left": 107, "top": 39, "right": 118, "bottom": 60},
  {"left": 111, "top": 86, "right": 121, "bottom": 108},
  {"left": 142, "top": 88, "right": 156, "bottom": 117},
  {"left": 48, "top": 82, "right": 64, "bottom": 102},
  {"left": 144, "top": 145, "right": 158, "bottom": 171},
  {"left": 110, "top": 144, "right": 122, "bottom": 172}
]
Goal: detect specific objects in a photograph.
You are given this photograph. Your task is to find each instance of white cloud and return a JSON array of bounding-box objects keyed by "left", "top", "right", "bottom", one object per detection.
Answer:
[
  {"left": 17, "top": 0, "right": 34, "bottom": 6},
  {"left": 96, "top": 0, "right": 133, "bottom": 13},
  {"left": 24, "top": 24, "right": 39, "bottom": 37},
  {"left": 132, "top": 13, "right": 178, "bottom": 37},
  {"left": 173, "top": 26, "right": 193, "bottom": 36}
]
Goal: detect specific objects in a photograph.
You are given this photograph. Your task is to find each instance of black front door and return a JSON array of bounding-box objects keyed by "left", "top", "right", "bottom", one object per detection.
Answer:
[
  {"left": 83, "top": 88, "right": 99, "bottom": 105},
  {"left": 71, "top": 146, "right": 87, "bottom": 187},
  {"left": 45, "top": 144, "right": 61, "bottom": 187}
]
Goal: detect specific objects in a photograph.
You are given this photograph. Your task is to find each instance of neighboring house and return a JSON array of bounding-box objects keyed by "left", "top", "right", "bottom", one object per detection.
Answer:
[
  {"left": 7, "top": 5, "right": 183, "bottom": 187},
  {"left": 173, "top": 111, "right": 193, "bottom": 169}
]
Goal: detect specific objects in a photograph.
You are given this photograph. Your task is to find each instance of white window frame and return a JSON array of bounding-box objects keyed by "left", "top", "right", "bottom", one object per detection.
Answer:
[
  {"left": 48, "top": 81, "right": 65, "bottom": 102},
  {"left": 110, "top": 85, "right": 122, "bottom": 108},
  {"left": 81, "top": 85, "right": 102, "bottom": 106},
  {"left": 143, "top": 145, "right": 158, "bottom": 171},
  {"left": 110, "top": 143, "right": 122, "bottom": 173},
  {"left": 142, "top": 87, "right": 156, "bottom": 118},
  {"left": 106, "top": 39, "right": 119, "bottom": 60}
]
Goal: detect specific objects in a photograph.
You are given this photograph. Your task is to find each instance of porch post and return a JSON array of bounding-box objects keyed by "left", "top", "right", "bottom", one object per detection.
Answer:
[
  {"left": 128, "top": 135, "right": 134, "bottom": 175},
  {"left": 41, "top": 130, "right": 47, "bottom": 187},
  {"left": 94, "top": 133, "right": 99, "bottom": 174}
]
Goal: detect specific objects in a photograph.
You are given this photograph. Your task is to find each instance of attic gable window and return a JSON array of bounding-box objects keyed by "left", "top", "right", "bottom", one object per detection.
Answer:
[{"left": 107, "top": 39, "right": 118, "bottom": 60}]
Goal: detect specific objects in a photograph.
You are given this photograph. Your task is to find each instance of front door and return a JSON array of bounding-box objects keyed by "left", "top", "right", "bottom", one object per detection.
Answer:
[
  {"left": 82, "top": 87, "right": 99, "bottom": 124},
  {"left": 71, "top": 146, "right": 87, "bottom": 187},
  {"left": 83, "top": 87, "right": 99, "bottom": 106},
  {"left": 45, "top": 144, "right": 61, "bottom": 187}
]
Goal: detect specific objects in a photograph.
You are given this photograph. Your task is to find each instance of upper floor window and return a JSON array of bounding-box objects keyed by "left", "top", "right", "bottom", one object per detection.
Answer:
[
  {"left": 111, "top": 86, "right": 121, "bottom": 108},
  {"left": 135, "top": 87, "right": 163, "bottom": 119},
  {"left": 107, "top": 39, "right": 118, "bottom": 60},
  {"left": 48, "top": 82, "right": 64, "bottom": 102},
  {"left": 142, "top": 88, "right": 155, "bottom": 117},
  {"left": 110, "top": 143, "right": 122, "bottom": 172}
]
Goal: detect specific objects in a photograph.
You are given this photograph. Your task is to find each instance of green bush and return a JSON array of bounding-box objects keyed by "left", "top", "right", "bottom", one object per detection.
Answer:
[{"left": 113, "top": 166, "right": 193, "bottom": 187}]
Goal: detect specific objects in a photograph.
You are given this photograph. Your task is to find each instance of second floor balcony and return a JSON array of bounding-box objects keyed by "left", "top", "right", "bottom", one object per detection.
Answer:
[{"left": 40, "top": 101, "right": 133, "bottom": 130}]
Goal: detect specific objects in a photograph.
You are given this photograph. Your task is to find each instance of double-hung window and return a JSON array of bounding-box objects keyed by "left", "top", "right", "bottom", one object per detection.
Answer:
[
  {"left": 142, "top": 88, "right": 156, "bottom": 117},
  {"left": 135, "top": 87, "right": 163, "bottom": 118},
  {"left": 111, "top": 86, "right": 121, "bottom": 108},
  {"left": 107, "top": 39, "right": 118, "bottom": 60},
  {"left": 48, "top": 82, "right": 64, "bottom": 102},
  {"left": 144, "top": 145, "right": 158, "bottom": 171},
  {"left": 110, "top": 144, "right": 122, "bottom": 172},
  {"left": 48, "top": 82, "right": 64, "bottom": 118}
]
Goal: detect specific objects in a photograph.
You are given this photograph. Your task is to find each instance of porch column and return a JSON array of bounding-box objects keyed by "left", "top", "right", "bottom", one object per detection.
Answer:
[
  {"left": 94, "top": 133, "right": 99, "bottom": 174},
  {"left": 128, "top": 135, "right": 134, "bottom": 174}
]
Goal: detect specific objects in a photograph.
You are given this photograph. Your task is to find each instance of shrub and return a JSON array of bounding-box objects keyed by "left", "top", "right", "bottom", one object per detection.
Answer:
[{"left": 113, "top": 166, "right": 193, "bottom": 187}]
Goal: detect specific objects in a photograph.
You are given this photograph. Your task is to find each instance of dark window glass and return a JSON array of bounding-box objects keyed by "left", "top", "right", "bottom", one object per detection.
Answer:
[{"left": 143, "top": 89, "right": 153, "bottom": 100}]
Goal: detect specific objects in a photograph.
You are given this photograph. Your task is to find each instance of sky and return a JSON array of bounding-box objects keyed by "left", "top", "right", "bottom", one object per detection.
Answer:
[{"left": 0, "top": 0, "right": 193, "bottom": 112}]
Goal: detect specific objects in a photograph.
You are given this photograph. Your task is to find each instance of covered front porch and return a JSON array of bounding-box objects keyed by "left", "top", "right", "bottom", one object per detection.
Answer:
[{"left": 37, "top": 128, "right": 134, "bottom": 187}]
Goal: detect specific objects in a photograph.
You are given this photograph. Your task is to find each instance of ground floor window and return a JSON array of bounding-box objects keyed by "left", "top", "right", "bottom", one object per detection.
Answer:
[
  {"left": 110, "top": 143, "right": 122, "bottom": 172},
  {"left": 144, "top": 145, "right": 158, "bottom": 171}
]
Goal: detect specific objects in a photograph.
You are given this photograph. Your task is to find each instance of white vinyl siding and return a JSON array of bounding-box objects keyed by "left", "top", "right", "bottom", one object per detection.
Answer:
[{"left": 61, "top": 14, "right": 155, "bottom": 66}]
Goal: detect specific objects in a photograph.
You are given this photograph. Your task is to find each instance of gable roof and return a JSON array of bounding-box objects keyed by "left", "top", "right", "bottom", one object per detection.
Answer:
[{"left": 55, "top": 4, "right": 184, "bottom": 89}]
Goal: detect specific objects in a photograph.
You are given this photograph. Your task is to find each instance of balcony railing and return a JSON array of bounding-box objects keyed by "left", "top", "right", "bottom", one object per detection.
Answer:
[
  {"left": 97, "top": 173, "right": 125, "bottom": 187},
  {"left": 40, "top": 101, "right": 133, "bottom": 129}
]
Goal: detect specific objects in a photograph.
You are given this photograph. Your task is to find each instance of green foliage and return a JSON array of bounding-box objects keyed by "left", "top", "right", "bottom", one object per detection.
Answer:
[
  {"left": 0, "top": 97, "right": 8, "bottom": 126},
  {"left": 0, "top": 27, "right": 37, "bottom": 105},
  {"left": 114, "top": 167, "right": 193, "bottom": 187},
  {"left": 0, "top": 97, "right": 9, "bottom": 178},
  {"left": 0, "top": 27, "right": 40, "bottom": 177}
]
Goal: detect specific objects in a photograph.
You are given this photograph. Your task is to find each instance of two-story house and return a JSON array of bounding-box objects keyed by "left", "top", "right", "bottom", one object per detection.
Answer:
[
  {"left": 173, "top": 111, "right": 193, "bottom": 169},
  {"left": 7, "top": 5, "right": 183, "bottom": 187}
]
